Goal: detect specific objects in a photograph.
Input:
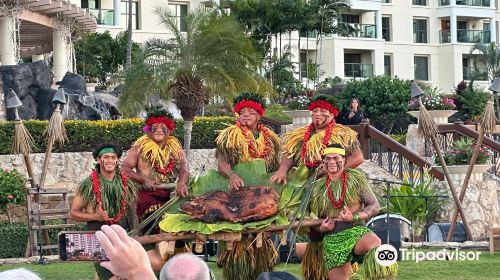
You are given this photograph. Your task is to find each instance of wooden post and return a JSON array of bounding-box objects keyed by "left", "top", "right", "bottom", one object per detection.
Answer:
[{"left": 358, "top": 123, "right": 370, "bottom": 159}]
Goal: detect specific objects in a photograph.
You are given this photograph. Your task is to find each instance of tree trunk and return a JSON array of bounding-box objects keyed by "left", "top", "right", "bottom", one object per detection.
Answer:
[
  {"left": 183, "top": 120, "right": 193, "bottom": 157},
  {"left": 125, "top": 0, "right": 133, "bottom": 71}
]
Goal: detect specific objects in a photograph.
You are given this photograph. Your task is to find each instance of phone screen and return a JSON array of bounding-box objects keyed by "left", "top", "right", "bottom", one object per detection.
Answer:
[{"left": 59, "top": 231, "right": 108, "bottom": 261}]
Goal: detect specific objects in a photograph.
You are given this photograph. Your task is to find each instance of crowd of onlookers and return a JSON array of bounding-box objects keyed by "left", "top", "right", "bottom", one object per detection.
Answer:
[{"left": 0, "top": 224, "right": 299, "bottom": 280}]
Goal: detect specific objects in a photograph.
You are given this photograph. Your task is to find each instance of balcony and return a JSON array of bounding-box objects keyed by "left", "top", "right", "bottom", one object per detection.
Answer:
[
  {"left": 338, "top": 23, "right": 377, "bottom": 38},
  {"left": 344, "top": 63, "right": 374, "bottom": 78},
  {"left": 458, "top": 29, "right": 490, "bottom": 43},
  {"left": 439, "top": 0, "right": 490, "bottom": 6},
  {"left": 88, "top": 8, "right": 114, "bottom": 26},
  {"left": 300, "top": 30, "right": 317, "bottom": 38},
  {"left": 439, "top": 29, "right": 490, "bottom": 43},
  {"left": 463, "top": 67, "right": 488, "bottom": 80}
]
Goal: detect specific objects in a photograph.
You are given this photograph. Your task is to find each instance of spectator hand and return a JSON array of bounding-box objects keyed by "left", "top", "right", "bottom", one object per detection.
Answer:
[{"left": 95, "top": 225, "right": 156, "bottom": 280}]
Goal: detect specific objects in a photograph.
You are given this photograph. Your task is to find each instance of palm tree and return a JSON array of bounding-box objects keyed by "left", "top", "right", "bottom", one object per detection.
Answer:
[
  {"left": 470, "top": 42, "right": 500, "bottom": 119},
  {"left": 119, "top": 8, "right": 272, "bottom": 154}
]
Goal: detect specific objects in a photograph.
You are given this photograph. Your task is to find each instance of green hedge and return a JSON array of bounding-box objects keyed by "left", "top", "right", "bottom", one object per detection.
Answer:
[
  {"left": 0, "top": 222, "right": 29, "bottom": 258},
  {"left": 0, "top": 222, "right": 89, "bottom": 258},
  {"left": 0, "top": 117, "right": 235, "bottom": 155}
]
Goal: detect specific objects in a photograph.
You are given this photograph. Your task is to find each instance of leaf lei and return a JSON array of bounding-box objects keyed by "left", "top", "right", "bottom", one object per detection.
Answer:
[
  {"left": 90, "top": 170, "right": 128, "bottom": 225},
  {"left": 301, "top": 120, "right": 335, "bottom": 168}
]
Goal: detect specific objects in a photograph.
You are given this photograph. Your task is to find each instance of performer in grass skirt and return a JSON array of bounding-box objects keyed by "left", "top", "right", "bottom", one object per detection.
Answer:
[
  {"left": 215, "top": 92, "right": 281, "bottom": 280},
  {"left": 302, "top": 144, "right": 397, "bottom": 280},
  {"left": 70, "top": 143, "right": 138, "bottom": 280},
  {"left": 122, "top": 108, "right": 190, "bottom": 273}
]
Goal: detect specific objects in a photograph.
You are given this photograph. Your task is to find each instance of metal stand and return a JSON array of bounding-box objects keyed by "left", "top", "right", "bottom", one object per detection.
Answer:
[{"left": 367, "top": 178, "right": 448, "bottom": 243}]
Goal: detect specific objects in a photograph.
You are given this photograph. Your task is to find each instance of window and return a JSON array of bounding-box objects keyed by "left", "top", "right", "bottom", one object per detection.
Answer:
[
  {"left": 414, "top": 56, "right": 429, "bottom": 81},
  {"left": 121, "top": 1, "right": 139, "bottom": 30},
  {"left": 413, "top": 0, "right": 427, "bottom": 5},
  {"left": 81, "top": 0, "right": 98, "bottom": 9},
  {"left": 382, "top": 17, "right": 391, "bottom": 41},
  {"left": 168, "top": 4, "right": 188, "bottom": 32},
  {"left": 384, "top": 55, "right": 392, "bottom": 77},
  {"left": 413, "top": 19, "right": 428, "bottom": 43},
  {"left": 300, "top": 53, "right": 307, "bottom": 78},
  {"left": 341, "top": 14, "right": 360, "bottom": 24}
]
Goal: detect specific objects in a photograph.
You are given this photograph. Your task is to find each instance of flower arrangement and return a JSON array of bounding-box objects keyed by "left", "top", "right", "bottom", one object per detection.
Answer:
[
  {"left": 286, "top": 95, "right": 310, "bottom": 110},
  {"left": 408, "top": 95, "right": 457, "bottom": 111},
  {"left": 438, "top": 138, "right": 491, "bottom": 165},
  {"left": 0, "top": 168, "right": 26, "bottom": 218}
]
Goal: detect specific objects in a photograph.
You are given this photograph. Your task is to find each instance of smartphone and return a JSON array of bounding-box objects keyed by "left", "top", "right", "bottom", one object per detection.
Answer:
[{"left": 59, "top": 231, "right": 108, "bottom": 261}]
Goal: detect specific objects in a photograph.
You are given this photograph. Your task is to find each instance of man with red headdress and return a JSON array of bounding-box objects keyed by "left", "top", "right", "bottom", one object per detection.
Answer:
[
  {"left": 270, "top": 94, "right": 364, "bottom": 184},
  {"left": 216, "top": 92, "right": 281, "bottom": 189},
  {"left": 122, "top": 108, "right": 189, "bottom": 272},
  {"left": 214, "top": 92, "right": 281, "bottom": 280}
]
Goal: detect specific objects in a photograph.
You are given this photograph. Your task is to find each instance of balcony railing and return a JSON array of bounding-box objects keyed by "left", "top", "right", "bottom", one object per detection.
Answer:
[
  {"left": 88, "top": 8, "right": 114, "bottom": 26},
  {"left": 458, "top": 29, "right": 490, "bottom": 43},
  {"left": 344, "top": 63, "right": 374, "bottom": 78},
  {"left": 439, "top": 29, "right": 490, "bottom": 43},
  {"left": 338, "top": 23, "right": 377, "bottom": 38},
  {"left": 440, "top": 30, "right": 451, "bottom": 43},
  {"left": 463, "top": 67, "right": 488, "bottom": 80},
  {"left": 439, "top": 0, "right": 490, "bottom": 6}
]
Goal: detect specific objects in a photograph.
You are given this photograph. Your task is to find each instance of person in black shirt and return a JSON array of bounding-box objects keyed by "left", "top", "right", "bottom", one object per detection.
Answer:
[{"left": 340, "top": 98, "right": 367, "bottom": 125}]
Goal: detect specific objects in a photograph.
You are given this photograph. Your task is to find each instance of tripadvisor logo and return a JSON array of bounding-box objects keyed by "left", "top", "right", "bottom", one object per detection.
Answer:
[
  {"left": 375, "top": 244, "right": 398, "bottom": 267},
  {"left": 400, "top": 248, "right": 481, "bottom": 263}
]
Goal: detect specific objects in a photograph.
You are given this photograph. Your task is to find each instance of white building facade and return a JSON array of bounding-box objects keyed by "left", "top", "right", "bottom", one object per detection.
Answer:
[
  {"left": 275, "top": 0, "right": 499, "bottom": 90},
  {"left": 4, "top": 0, "right": 499, "bottom": 90}
]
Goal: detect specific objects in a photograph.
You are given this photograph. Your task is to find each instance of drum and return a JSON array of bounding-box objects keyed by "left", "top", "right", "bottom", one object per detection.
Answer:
[{"left": 367, "top": 214, "right": 412, "bottom": 242}]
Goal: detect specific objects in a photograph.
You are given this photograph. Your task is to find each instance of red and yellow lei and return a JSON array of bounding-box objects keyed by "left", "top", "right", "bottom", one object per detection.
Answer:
[
  {"left": 132, "top": 134, "right": 183, "bottom": 177},
  {"left": 282, "top": 121, "right": 359, "bottom": 168},
  {"left": 215, "top": 122, "right": 280, "bottom": 171}
]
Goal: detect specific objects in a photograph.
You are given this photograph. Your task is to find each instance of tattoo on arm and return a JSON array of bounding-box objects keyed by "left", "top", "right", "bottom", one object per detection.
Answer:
[{"left": 360, "top": 188, "right": 379, "bottom": 218}]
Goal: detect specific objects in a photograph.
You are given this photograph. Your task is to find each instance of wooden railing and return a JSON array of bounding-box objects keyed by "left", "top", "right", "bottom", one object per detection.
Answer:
[
  {"left": 351, "top": 124, "right": 445, "bottom": 184},
  {"left": 424, "top": 123, "right": 500, "bottom": 175}
]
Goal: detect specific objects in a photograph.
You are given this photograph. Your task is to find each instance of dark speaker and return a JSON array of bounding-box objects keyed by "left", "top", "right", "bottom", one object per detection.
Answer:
[
  {"left": 191, "top": 240, "right": 217, "bottom": 256},
  {"left": 426, "top": 223, "right": 467, "bottom": 242},
  {"left": 370, "top": 227, "right": 402, "bottom": 261}
]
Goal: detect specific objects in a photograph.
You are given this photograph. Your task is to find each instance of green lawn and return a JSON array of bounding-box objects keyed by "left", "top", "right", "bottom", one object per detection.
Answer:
[{"left": 0, "top": 251, "right": 498, "bottom": 279}]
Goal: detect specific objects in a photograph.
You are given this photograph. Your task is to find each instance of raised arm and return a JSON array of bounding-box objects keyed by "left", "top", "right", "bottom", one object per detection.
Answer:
[{"left": 175, "top": 150, "right": 189, "bottom": 197}]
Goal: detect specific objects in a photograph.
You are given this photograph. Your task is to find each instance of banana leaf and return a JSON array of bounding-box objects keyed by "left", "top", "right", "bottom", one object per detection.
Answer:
[{"left": 158, "top": 159, "right": 310, "bottom": 234}]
